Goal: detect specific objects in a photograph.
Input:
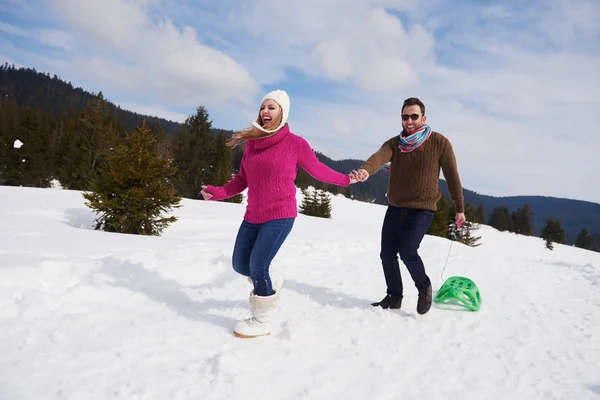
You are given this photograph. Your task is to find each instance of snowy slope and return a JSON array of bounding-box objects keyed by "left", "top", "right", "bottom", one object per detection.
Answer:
[{"left": 1, "top": 185, "right": 599, "bottom": 400}]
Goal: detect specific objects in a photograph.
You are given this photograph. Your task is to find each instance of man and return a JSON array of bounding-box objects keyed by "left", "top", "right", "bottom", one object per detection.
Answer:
[{"left": 352, "top": 97, "right": 465, "bottom": 314}]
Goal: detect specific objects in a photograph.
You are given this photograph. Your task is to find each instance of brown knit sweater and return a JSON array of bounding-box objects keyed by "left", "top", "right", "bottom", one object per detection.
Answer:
[{"left": 359, "top": 131, "right": 464, "bottom": 213}]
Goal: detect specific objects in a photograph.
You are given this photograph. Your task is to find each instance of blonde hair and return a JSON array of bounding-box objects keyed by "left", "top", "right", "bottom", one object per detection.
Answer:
[{"left": 226, "top": 106, "right": 284, "bottom": 147}]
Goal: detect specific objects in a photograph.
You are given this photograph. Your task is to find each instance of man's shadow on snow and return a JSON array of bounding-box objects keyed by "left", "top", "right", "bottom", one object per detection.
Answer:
[
  {"left": 587, "top": 384, "right": 600, "bottom": 396},
  {"left": 284, "top": 279, "right": 415, "bottom": 318},
  {"left": 100, "top": 257, "right": 240, "bottom": 331}
]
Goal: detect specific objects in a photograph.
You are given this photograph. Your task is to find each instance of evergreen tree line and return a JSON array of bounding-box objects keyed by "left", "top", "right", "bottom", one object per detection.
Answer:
[
  {"left": 485, "top": 204, "right": 596, "bottom": 251},
  {"left": 426, "top": 198, "right": 597, "bottom": 252},
  {"left": 0, "top": 93, "right": 241, "bottom": 204}
]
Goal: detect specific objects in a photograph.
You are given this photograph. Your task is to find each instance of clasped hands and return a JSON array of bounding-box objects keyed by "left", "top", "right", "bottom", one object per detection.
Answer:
[{"left": 348, "top": 169, "right": 369, "bottom": 184}]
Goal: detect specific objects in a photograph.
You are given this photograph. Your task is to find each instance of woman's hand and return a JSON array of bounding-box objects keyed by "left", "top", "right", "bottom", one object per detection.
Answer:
[{"left": 200, "top": 185, "right": 213, "bottom": 200}]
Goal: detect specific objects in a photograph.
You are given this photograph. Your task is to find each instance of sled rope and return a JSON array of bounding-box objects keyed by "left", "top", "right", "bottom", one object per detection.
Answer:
[
  {"left": 440, "top": 226, "right": 461, "bottom": 282},
  {"left": 440, "top": 240, "right": 454, "bottom": 282}
]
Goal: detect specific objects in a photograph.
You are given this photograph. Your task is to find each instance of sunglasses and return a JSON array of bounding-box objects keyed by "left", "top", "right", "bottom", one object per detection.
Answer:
[{"left": 401, "top": 114, "right": 421, "bottom": 121}]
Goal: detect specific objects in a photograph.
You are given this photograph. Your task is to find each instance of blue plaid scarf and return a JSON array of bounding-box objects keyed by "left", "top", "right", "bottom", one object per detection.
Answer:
[
  {"left": 379, "top": 125, "right": 433, "bottom": 173},
  {"left": 398, "top": 125, "right": 432, "bottom": 153}
]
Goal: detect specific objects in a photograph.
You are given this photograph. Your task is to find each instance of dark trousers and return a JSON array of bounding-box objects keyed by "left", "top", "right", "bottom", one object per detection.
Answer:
[
  {"left": 380, "top": 206, "right": 434, "bottom": 297},
  {"left": 232, "top": 218, "right": 295, "bottom": 296}
]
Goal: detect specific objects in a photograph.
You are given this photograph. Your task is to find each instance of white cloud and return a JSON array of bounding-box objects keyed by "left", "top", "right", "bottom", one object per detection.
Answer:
[
  {"left": 19, "top": 0, "right": 261, "bottom": 109},
  {"left": 0, "top": 22, "right": 75, "bottom": 51},
  {"left": 50, "top": 0, "right": 154, "bottom": 52},
  {"left": 229, "top": 0, "right": 434, "bottom": 93}
]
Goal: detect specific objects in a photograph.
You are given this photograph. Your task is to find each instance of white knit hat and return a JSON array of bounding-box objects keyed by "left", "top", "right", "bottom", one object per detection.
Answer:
[{"left": 252, "top": 89, "right": 290, "bottom": 133}]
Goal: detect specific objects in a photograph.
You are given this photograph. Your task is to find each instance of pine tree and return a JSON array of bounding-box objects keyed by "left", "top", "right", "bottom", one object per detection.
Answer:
[
  {"left": 590, "top": 233, "right": 600, "bottom": 253},
  {"left": 450, "top": 220, "right": 482, "bottom": 247},
  {"left": 55, "top": 116, "right": 90, "bottom": 190},
  {"left": 212, "top": 131, "right": 242, "bottom": 204},
  {"left": 317, "top": 189, "right": 332, "bottom": 218},
  {"left": 150, "top": 120, "right": 168, "bottom": 158},
  {"left": 0, "top": 102, "right": 18, "bottom": 184},
  {"left": 464, "top": 202, "right": 476, "bottom": 223},
  {"left": 522, "top": 205, "right": 534, "bottom": 235},
  {"left": 489, "top": 206, "right": 512, "bottom": 232},
  {"left": 541, "top": 218, "right": 566, "bottom": 250},
  {"left": 83, "top": 93, "right": 122, "bottom": 175},
  {"left": 170, "top": 106, "right": 215, "bottom": 199},
  {"left": 299, "top": 187, "right": 331, "bottom": 218},
  {"left": 82, "top": 120, "right": 181, "bottom": 235},
  {"left": 56, "top": 93, "right": 121, "bottom": 190},
  {"left": 299, "top": 187, "right": 316, "bottom": 216},
  {"left": 575, "top": 228, "right": 592, "bottom": 250},
  {"left": 542, "top": 222, "right": 554, "bottom": 250},
  {"left": 427, "top": 197, "right": 450, "bottom": 238},
  {"left": 49, "top": 116, "right": 68, "bottom": 182},
  {"left": 474, "top": 204, "right": 485, "bottom": 224},
  {"left": 4, "top": 107, "right": 53, "bottom": 187},
  {"left": 512, "top": 204, "right": 534, "bottom": 236}
]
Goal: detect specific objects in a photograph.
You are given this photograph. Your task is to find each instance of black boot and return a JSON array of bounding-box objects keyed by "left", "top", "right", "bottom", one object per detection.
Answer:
[
  {"left": 371, "top": 294, "right": 402, "bottom": 309},
  {"left": 417, "top": 285, "right": 432, "bottom": 314}
]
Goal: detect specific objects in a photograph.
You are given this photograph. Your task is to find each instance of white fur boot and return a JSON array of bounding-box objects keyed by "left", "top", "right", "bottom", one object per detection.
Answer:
[{"left": 233, "top": 290, "right": 280, "bottom": 338}]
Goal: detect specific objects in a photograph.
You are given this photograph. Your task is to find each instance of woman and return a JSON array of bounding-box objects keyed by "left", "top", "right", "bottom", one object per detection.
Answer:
[{"left": 201, "top": 89, "right": 357, "bottom": 338}]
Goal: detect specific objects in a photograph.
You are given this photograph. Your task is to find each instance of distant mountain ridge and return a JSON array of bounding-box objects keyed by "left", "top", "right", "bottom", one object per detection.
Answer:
[
  {"left": 2, "top": 63, "right": 598, "bottom": 244},
  {"left": 0, "top": 63, "right": 182, "bottom": 134}
]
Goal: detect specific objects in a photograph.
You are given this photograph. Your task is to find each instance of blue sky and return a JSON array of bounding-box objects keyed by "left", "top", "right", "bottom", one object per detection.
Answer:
[{"left": 2, "top": 0, "right": 600, "bottom": 203}]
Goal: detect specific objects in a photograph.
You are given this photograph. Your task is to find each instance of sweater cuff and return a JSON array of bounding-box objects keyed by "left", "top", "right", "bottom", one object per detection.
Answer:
[
  {"left": 205, "top": 185, "right": 227, "bottom": 201},
  {"left": 358, "top": 162, "right": 375, "bottom": 175},
  {"left": 454, "top": 198, "right": 465, "bottom": 214},
  {"left": 341, "top": 174, "right": 351, "bottom": 187}
]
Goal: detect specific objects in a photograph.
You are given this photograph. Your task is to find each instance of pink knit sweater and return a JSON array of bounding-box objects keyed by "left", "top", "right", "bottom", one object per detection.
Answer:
[{"left": 205, "top": 125, "right": 350, "bottom": 224}]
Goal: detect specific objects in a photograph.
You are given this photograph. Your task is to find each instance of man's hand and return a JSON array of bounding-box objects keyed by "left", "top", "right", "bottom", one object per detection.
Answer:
[
  {"left": 350, "top": 169, "right": 369, "bottom": 183},
  {"left": 200, "top": 185, "right": 213, "bottom": 200},
  {"left": 456, "top": 213, "right": 466, "bottom": 228}
]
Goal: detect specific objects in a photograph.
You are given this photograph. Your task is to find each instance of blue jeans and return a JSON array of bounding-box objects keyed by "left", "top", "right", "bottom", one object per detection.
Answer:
[
  {"left": 380, "top": 206, "right": 434, "bottom": 297},
  {"left": 232, "top": 218, "right": 295, "bottom": 296}
]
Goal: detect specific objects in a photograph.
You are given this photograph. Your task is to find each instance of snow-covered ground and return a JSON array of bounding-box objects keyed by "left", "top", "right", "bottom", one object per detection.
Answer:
[{"left": 1, "top": 185, "right": 599, "bottom": 400}]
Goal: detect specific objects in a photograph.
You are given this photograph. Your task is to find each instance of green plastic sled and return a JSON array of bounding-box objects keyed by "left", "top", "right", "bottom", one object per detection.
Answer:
[{"left": 434, "top": 276, "right": 481, "bottom": 312}]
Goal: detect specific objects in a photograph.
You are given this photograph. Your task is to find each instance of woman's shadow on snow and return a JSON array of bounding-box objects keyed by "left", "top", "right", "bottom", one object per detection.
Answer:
[
  {"left": 284, "top": 279, "right": 415, "bottom": 318},
  {"left": 100, "top": 257, "right": 240, "bottom": 331}
]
